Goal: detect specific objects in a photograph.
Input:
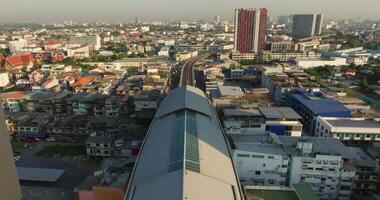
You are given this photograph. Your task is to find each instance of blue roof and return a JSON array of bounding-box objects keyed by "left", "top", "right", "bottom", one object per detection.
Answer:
[{"left": 294, "top": 94, "right": 351, "bottom": 115}]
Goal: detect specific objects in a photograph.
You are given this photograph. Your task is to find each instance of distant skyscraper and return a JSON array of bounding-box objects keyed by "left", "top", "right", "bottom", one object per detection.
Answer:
[
  {"left": 134, "top": 17, "right": 141, "bottom": 25},
  {"left": 277, "top": 15, "right": 290, "bottom": 24},
  {"left": 213, "top": 16, "right": 221, "bottom": 24},
  {"left": 0, "top": 109, "right": 22, "bottom": 200},
  {"left": 234, "top": 8, "right": 267, "bottom": 53},
  {"left": 292, "top": 14, "right": 324, "bottom": 39}
]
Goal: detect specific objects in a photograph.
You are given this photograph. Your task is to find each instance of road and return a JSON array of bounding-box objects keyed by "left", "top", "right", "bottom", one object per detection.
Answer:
[{"left": 180, "top": 54, "right": 209, "bottom": 87}]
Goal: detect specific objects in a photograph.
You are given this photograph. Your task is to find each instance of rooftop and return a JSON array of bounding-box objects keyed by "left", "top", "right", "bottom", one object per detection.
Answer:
[
  {"left": 246, "top": 189, "right": 299, "bottom": 200},
  {"left": 17, "top": 167, "right": 65, "bottom": 182},
  {"left": 259, "top": 107, "right": 301, "bottom": 120},
  {"left": 215, "top": 85, "right": 244, "bottom": 98},
  {"left": 126, "top": 86, "right": 243, "bottom": 200},
  {"left": 223, "top": 109, "right": 261, "bottom": 117},
  {"left": 323, "top": 117, "right": 380, "bottom": 131},
  {"left": 293, "top": 93, "right": 351, "bottom": 115}
]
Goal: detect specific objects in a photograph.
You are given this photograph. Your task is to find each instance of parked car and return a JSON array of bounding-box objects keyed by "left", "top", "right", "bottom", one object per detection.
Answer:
[
  {"left": 26, "top": 138, "right": 37, "bottom": 144},
  {"left": 13, "top": 155, "right": 21, "bottom": 162},
  {"left": 46, "top": 137, "right": 57, "bottom": 142}
]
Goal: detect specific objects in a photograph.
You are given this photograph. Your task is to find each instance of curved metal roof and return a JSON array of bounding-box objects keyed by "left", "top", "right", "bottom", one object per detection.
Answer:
[
  {"left": 156, "top": 85, "right": 213, "bottom": 118},
  {"left": 125, "top": 86, "right": 243, "bottom": 200}
]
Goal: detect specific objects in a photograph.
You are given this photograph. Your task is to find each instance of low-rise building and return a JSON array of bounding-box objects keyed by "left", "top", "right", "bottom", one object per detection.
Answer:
[
  {"left": 86, "top": 136, "right": 114, "bottom": 157},
  {"left": 291, "top": 93, "right": 351, "bottom": 135},
  {"left": 13, "top": 113, "right": 51, "bottom": 138},
  {"left": 295, "top": 57, "right": 347, "bottom": 69},
  {"left": 315, "top": 117, "right": 380, "bottom": 146},
  {"left": 134, "top": 90, "right": 161, "bottom": 121},
  {"left": 346, "top": 55, "right": 369, "bottom": 66},
  {"left": 258, "top": 51, "right": 321, "bottom": 62},
  {"left": 231, "top": 133, "right": 358, "bottom": 200},
  {"left": 69, "top": 35, "right": 101, "bottom": 51},
  {"left": 67, "top": 46, "right": 90, "bottom": 58},
  {"left": 211, "top": 85, "right": 245, "bottom": 101},
  {"left": 222, "top": 107, "right": 302, "bottom": 136},
  {"left": 271, "top": 41, "right": 296, "bottom": 52}
]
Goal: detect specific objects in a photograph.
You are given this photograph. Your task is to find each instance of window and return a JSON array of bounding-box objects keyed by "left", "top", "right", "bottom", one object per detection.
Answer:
[
  {"left": 268, "top": 156, "right": 275, "bottom": 159},
  {"left": 237, "top": 154, "right": 249, "bottom": 158},
  {"left": 252, "top": 154, "right": 265, "bottom": 158},
  {"left": 104, "top": 144, "right": 109, "bottom": 147},
  {"left": 255, "top": 171, "right": 261, "bottom": 175},
  {"left": 96, "top": 143, "right": 100, "bottom": 147}
]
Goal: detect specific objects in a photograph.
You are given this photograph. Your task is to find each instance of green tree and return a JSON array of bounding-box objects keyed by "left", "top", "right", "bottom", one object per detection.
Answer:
[{"left": 127, "top": 66, "right": 138, "bottom": 73}]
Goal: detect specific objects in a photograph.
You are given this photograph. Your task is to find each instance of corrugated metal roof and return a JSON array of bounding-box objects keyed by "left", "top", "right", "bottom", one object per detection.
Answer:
[
  {"left": 293, "top": 94, "right": 351, "bottom": 115},
  {"left": 17, "top": 167, "right": 65, "bottom": 182},
  {"left": 259, "top": 107, "right": 301, "bottom": 119}
]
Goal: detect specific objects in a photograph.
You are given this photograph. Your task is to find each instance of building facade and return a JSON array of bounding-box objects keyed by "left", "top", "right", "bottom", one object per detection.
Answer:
[
  {"left": 234, "top": 8, "right": 267, "bottom": 53},
  {"left": 292, "top": 14, "right": 323, "bottom": 39},
  {"left": 231, "top": 133, "right": 357, "bottom": 200},
  {"left": 315, "top": 117, "right": 380, "bottom": 146}
]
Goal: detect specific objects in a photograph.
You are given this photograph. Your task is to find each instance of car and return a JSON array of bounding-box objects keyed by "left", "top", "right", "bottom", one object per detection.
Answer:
[
  {"left": 26, "top": 138, "right": 37, "bottom": 144},
  {"left": 13, "top": 155, "right": 21, "bottom": 162},
  {"left": 46, "top": 137, "right": 57, "bottom": 142}
]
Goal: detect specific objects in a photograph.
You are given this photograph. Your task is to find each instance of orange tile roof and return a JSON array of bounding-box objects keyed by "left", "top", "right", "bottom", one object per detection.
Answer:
[
  {"left": 73, "top": 77, "right": 95, "bottom": 87},
  {"left": 7, "top": 53, "right": 35, "bottom": 67},
  {"left": 0, "top": 91, "right": 30, "bottom": 99},
  {"left": 44, "top": 40, "right": 61, "bottom": 46}
]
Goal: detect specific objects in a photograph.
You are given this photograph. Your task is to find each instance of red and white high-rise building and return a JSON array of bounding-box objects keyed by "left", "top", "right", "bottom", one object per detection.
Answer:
[{"left": 234, "top": 8, "right": 267, "bottom": 53}]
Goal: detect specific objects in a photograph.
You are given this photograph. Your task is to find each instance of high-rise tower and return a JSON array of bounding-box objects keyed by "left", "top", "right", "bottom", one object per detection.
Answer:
[
  {"left": 234, "top": 8, "right": 267, "bottom": 53},
  {"left": 292, "top": 14, "right": 324, "bottom": 39}
]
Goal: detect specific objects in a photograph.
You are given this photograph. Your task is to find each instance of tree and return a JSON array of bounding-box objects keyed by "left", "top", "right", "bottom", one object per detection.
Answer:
[
  {"left": 0, "top": 48, "right": 10, "bottom": 57},
  {"left": 360, "top": 78, "right": 369, "bottom": 91},
  {"left": 127, "top": 67, "right": 138, "bottom": 73}
]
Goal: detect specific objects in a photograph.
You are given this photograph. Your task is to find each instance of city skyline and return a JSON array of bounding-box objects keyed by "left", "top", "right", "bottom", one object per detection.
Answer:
[{"left": 0, "top": 0, "right": 380, "bottom": 23}]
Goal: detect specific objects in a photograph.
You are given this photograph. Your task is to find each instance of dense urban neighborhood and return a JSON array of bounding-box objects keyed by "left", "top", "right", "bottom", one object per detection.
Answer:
[{"left": 1, "top": 7, "right": 380, "bottom": 200}]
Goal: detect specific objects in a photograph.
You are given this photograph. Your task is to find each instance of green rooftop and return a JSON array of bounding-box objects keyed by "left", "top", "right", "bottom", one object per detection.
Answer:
[
  {"left": 293, "top": 184, "right": 319, "bottom": 200},
  {"left": 246, "top": 185, "right": 319, "bottom": 200},
  {"left": 246, "top": 189, "right": 299, "bottom": 200},
  {"left": 241, "top": 103, "right": 259, "bottom": 109}
]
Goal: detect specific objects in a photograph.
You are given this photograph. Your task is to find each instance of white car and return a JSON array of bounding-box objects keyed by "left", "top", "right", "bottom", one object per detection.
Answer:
[
  {"left": 13, "top": 156, "right": 21, "bottom": 162},
  {"left": 46, "top": 137, "right": 57, "bottom": 142}
]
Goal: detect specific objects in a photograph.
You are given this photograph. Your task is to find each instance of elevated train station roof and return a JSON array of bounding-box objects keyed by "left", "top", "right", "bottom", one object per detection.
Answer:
[{"left": 125, "top": 86, "right": 243, "bottom": 200}]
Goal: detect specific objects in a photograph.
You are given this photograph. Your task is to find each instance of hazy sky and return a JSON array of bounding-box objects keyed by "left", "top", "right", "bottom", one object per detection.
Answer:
[{"left": 0, "top": 0, "right": 379, "bottom": 23}]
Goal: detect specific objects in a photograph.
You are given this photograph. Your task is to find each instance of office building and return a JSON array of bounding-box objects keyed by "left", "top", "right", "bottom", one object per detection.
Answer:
[
  {"left": 291, "top": 93, "right": 351, "bottom": 135},
  {"left": 231, "top": 133, "right": 359, "bottom": 200},
  {"left": 125, "top": 86, "right": 243, "bottom": 200},
  {"left": 270, "top": 41, "right": 296, "bottom": 52},
  {"left": 214, "top": 16, "right": 221, "bottom": 24},
  {"left": 234, "top": 8, "right": 267, "bottom": 53},
  {"left": 67, "top": 46, "right": 90, "bottom": 58},
  {"left": 69, "top": 35, "right": 101, "bottom": 51},
  {"left": 9, "top": 39, "right": 28, "bottom": 54},
  {"left": 315, "top": 117, "right": 380, "bottom": 146},
  {"left": 292, "top": 14, "right": 323, "bottom": 39},
  {"left": 134, "top": 17, "right": 140, "bottom": 25},
  {"left": 277, "top": 15, "right": 291, "bottom": 24},
  {"left": 0, "top": 109, "right": 22, "bottom": 200},
  {"left": 295, "top": 57, "right": 347, "bottom": 69}
]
